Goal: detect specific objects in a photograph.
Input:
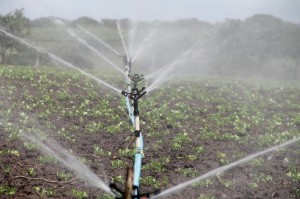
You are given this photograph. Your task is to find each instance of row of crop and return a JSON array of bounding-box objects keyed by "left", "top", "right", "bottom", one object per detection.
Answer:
[{"left": 1, "top": 65, "right": 300, "bottom": 198}]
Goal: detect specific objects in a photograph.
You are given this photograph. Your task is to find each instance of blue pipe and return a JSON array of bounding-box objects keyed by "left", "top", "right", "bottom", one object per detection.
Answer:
[
  {"left": 133, "top": 132, "right": 144, "bottom": 189},
  {"left": 125, "top": 96, "right": 134, "bottom": 125},
  {"left": 124, "top": 75, "right": 144, "bottom": 196}
]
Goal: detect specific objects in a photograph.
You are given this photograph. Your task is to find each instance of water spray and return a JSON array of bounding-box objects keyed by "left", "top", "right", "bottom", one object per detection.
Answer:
[
  {"left": 117, "top": 21, "right": 130, "bottom": 61},
  {"left": 77, "top": 24, "right": 122, "bottom": 57},
  {"left": 0, "top": 26, "right": 122, "bottom": 94},
  {"left": 131, "top": 28, "right": 158, "bottom": 62},
  {"left": 146, "top": 49, "right": 193, "bottom": 93},
  {"left": 25, "top": 134, "right": 114, "bottom": 196},
  {"left": 66, "top": 29, "right": 125, "bottom": 75},
  {"left": 3, "top": 15, "right": 298, "bottom": 199},
  {"left": 123, "top": 55, "right": 134, "bottom": 124},
  {"left": 51, "top": 19, "right": 125, "bottom": 75},
  {"left": 152, "top": 137, "right": 300, "bottom": 198}
]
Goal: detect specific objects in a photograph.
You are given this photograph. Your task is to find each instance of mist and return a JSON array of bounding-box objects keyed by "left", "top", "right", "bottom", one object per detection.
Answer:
[
  {"left": 2, "top": 14, "right": 300, "bottom": 83},
  {"left": 1, "top": 2, "right": 300, "bottom": 199}
]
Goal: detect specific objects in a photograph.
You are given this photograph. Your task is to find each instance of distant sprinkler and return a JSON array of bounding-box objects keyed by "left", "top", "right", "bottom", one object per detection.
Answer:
[
  {"left": 128, "top": 74, "right": 144, "bottom": 89},
  {"left": 123, "top": 55, "right": 132, "bottom": 74},
  {"left": 123, "top": 55, "right": 131, "bottom": 66}
]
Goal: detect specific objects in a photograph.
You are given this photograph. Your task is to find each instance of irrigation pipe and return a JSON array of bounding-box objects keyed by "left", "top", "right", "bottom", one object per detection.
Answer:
[{"left": 123, "top": 60, "right": 146, "bottom": 197}]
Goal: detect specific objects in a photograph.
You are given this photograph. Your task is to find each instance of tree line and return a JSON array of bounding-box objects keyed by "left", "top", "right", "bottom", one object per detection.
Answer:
[{"left": 0, "top": 9, "right": 299, "bottom": 79}]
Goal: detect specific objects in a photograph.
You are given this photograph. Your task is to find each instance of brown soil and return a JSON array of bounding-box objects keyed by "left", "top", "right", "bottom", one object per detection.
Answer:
[{"left": 1, "top": 69, "right": 300, "bottom": 199}]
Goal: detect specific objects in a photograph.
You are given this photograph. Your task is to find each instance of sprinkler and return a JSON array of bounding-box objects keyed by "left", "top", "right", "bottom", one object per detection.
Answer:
[
  {"left": 128, "top": 74, "right": 144, "bottom": 89},
  {"left": 124, "top": 55, "right": 132, "bottom": 96},
  {"left": 125, "top": 73, "right": 144, "bottom": 124},
  {"left": 121, "top": 86, "right": 146, "bottom": 116},
  {"left": 109, "top": 73, "right": 159, "bottom": 199},
  {"left": 123, "top": 55, "right": 132, "bottom": 74}
]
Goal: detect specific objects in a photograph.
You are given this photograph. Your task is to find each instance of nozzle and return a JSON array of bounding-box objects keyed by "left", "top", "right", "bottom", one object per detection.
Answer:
[
  {"left": 129, "top": 74, "right": 144, "bottom": 83},
  {"left": 121, "top": 91, "right": 130, "bottom": 97}
]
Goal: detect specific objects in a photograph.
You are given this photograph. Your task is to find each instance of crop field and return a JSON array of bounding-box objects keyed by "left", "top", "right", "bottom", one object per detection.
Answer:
[{"left": 1, "top": 65, "right": 300, "bottom": 198}]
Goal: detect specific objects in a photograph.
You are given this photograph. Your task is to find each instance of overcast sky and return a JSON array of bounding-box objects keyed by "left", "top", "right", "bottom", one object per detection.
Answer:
[{"left": 0, "top": 0, "right": 299, "bottom": 23}]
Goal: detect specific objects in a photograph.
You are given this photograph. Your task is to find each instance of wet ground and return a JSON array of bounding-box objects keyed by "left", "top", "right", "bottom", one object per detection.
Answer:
[{"left": 1, "top": 67, "right": 300, "bottom": 198}]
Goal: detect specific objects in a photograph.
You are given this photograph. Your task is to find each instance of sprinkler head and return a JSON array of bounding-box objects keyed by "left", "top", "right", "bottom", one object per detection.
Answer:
[
  {"left": 123, "top": 55, "right": 132, "bottom": 66},
  {"left": 129, "top": 74, "right": 144, "bottom": 83},
  {"left": 121, "top": 87, "right": 146, "bottom": 116},
  {"left": 128, "top": 74, "right": 144, "bottom": 88},
  {"left": 121, "top": 88, "right": 146, "bottom": 101}
]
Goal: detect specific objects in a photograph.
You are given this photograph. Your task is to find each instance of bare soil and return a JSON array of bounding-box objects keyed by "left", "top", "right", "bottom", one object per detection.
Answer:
[{"left": 1, "top": 68, "right": 300, "bottom": 199}]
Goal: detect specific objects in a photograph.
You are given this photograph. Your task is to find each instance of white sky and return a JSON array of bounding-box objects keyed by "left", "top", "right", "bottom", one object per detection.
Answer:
[{"left": 0, "top": 0, "right": 299, "bottom": 23}]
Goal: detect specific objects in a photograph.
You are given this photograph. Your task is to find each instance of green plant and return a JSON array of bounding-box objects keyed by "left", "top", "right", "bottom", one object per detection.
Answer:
[
  {"left": 195, "top": 146, "right": 205, "bottom": 154},
  {"left": 3, "top": 166, "right": 11, "bottom": 173},
  {"left": 292, "top": 188, "right": 300, "bottom": 198},
  {"left": 23, "top": 141, "right": 38, "bottom": 151},
  {"left": 0, "top": 184, "right": 17, "bottom": 195},
  {"left": 143, "top": 160, "right": 165, "bottom": 172},
  {"left": 85, "top": 122, "right": 103, "bottom": 134},
  {"left": 37, "top": 155, "right": 58, "bottom": 164},
  {"left": 42, "top": 188, "right": 55, "bottom": 197},
  {"left": 71, "top": 189, "right": 88, "bottom": 199},
  {"left": 185, "top": 154, "right": 198, "bottom": 161},
  {"left": 98, "top": 194, "right": 115, "bottom": 199},
  {"left": 287, "top": 165, "right": 300, "bottom": 181},
  {"left": 193, "top": 179, "right": 213, "bottom": 187},
  {"left": 249, "top": 157, "right": 264, "bottom": 166},
  {"left": 246, "top": 173, "right": 273, "bottom": 189},
  {"left": 254, "top": 174, "right": 273, "bottom": 183},
  {"left": 0, "top": 149, "right": 20, "bottom": 156},
  {"left": 105, "top": 121, "right": 126, "bottom": 134},
  {"left": 79, "top": 157, "right": 92, "bottom": 166},
  {"left": 217, "top": 174, "right": 234, "bottom": 188},
  {"left": 56, "top": 171, "right": 72, "bottom": 181},
  {"left": 217, "top": 151, "right": 229, "bottom": 165},
  {"left": 176, "top": 168, "right": 198, "bottom": 177},
  {"left": 293, "top": 113, "right": 300, "bottom": 126},
  {"left": 118, "top": 148, "right": 134, "bottom": 158},
  {"left": 111, "top": 160, "right": 127, "bottom": 169},
  {"left": 140, "top": 176, "right": 168, "bottom": 189},
  {"left": 248, "top": 182, "right": 258, "bottom": 189},
  {"left": 93, "top": 145, "right": 112, "bottom": 156},
  {"left": 27, "top": 168, "right": 36, "bottom": 177},
  {"left": 171, "top": 132, "right": 191, "bottom": 150},
  {"left": 112, "top": 175, "right": 125, "bottom": 184},
  {"left": 199, "top": 193, "right": 215, "bottom": 199}
]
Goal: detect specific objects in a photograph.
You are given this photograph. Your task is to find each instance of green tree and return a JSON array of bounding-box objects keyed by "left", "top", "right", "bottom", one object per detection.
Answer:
[{"left": 0, "top": 9, "right": 30, "bottom": 64}]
